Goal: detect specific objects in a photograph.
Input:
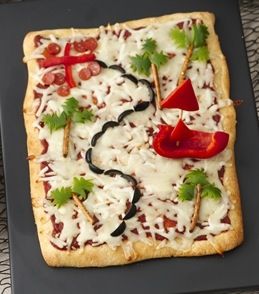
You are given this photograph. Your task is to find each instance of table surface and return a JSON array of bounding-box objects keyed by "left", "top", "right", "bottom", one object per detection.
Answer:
[{"left": 0, "top": 0, "right": 258, "bottom": 293}]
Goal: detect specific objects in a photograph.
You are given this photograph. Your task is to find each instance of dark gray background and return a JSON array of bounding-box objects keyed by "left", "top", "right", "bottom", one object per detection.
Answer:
[{"left": 0, "top": 0, "right": 259, "bottom": 293}]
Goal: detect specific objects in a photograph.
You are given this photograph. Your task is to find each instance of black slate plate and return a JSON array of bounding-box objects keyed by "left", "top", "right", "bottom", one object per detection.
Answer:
[{"left": 0, "top": 0, "right": 259, "bottom": 293}]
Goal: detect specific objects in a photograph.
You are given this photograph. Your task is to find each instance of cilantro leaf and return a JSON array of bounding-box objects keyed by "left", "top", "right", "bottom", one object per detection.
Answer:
[
  {"left": 170, "top": 27, "right": 190, "bottom": 48},
  {"left": 150, "top": 51, "right": 168, "bottom": 68},
  {"left": 191, "top": 24, "right": 209, "bottom": 48},
  {"left": 62, "top": 97, "right": 79, "bottom": 116},
  {"left": 42, "top": 112, "right": 67, "bottom": 132},
  {"left": 130, "top": 37, "right": 168, "bottom": 76},
  {"left": 179, "top": 168, "right": 222, "bottom": 202},
  {"left": 72, "top": 177, "right": 94, "bottom": 200},
  {"left": 72, "top": 109, "right": 94, "bottom": 123},
  {"left": 51, "top": 177, "right": 95, "bottom": 207},
  {"left": 178, "top": 183, "right": 195, "bottom": 201},
  {"left": 184, "top": 169, "right": 209, "bottom": 186},
  {"left": 142, "top": 38, "right": 157, "bottom": 55},
  {"left": 130, "top": 53, "right": 151, "bottom": 76},
  {"left": 191, "top": 46, "right": 209, "bottom": 61},
  {"left": 52, "top": 187, "right": 72, "bottom": 208},
  {"left": 201, "top": 183, "right": 222, "bottom": 200}
]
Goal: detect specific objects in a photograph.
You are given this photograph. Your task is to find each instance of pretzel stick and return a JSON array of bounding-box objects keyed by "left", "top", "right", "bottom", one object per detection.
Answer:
[
  {"left": 63, "top": 119, "right": 71, "bottom": 157},
  {"left": 177, "top": 44, "right": 193, "bottom": 86},
  {"left": 190, "top": 183, "right": 201, "bottom": 232},
  {"left": 176, "top": 44, "right": 193, "bottom": 136},
  {"left": 151, "top": 63, "right": 162, "bottom": 110},
  {"left": 72, "top": 194, "right": 94, "bottom": 224}
]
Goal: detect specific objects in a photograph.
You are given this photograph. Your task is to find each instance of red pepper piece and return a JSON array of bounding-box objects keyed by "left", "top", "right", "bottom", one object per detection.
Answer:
[
  {"left": 64, "top": 43, "right": 76, "bottom": 88},
  {"left": 170, "top": 118, "right": 193, "bottom": 141},
  {"left": 161, "top": 79, "right": 199, "bottom": 111},
  {"left": 39, "top": 53, "right": 96, "bottom": 68},
  {"left": 153, "top": 123, "right": 229, "bottom": 159}
]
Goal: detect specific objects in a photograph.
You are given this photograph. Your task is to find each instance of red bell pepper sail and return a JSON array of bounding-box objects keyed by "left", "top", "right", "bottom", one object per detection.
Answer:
[
  {"left": 64, "top": 43, "right": 76, "bottom": 88},
  {"left": 170, "top": 118, "right": 193, "bottom": 141},
  {"left": 153, "top": 122, "right": 229, "bottom": 159},
  {"left": 39, "top": 53, "right": 96, "bottom": 68},
  {"left": 161, "top": 79, "right": 199, "bottom": 111}
]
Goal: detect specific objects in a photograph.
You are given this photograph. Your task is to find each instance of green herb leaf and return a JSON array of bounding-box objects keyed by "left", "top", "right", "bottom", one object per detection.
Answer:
[
  {"left": 142, "top": 38, "right": 157, "bottom": 55},
  {"left": 42, "top": 112, "right": 67, "bottom": 132},
  {"left": 72, "top": 177, "right": 94, "bottom": 200},
  {"left": 191, "top": 24, "right": 209, "bottom": 48},
  {"left": 201, "top": 183, "right": 222, "bottom": 200},
  {"left": 170, "top": 27, "right": 190, "bottom": 48},
  {"left": 178, "top": 168, "right": 222, "bottom": 202},
  {"left": 130, "top": 37, "right": 169, "bottom": 76},
  {"left": 178, "top": 183, "right": 195, "bottom": 201},
  {"left": 150, "top": 51, "right": 168, "bottom": 68},
  {"left": 62, "top": 97, "right": 79, "bottom": 116},
  {"left": 184, "top": 169, "right": 209, "bottom": 186},
  {"left": 52, "top": 187, "right": 72, "bottom": 208},
  {"left": 191, "top": 46, "right": 209, "bottom": 61},
  {"left": 72, "top": 109, "right": 94, "bottom": 123},
  {"left": 130, "top": 53, "right": 151, "bottom": 76}
]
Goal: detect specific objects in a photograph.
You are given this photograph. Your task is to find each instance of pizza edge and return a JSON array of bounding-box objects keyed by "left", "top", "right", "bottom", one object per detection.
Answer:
[{"left": 22, "top": 11, "right": 243, "bottom": 267}]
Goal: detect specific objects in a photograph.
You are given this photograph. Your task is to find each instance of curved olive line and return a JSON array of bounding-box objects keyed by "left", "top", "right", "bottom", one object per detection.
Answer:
[
  {"left": 121, "top": 73, "right": 138, "bottom": 85},
  {"left": 104, "top": 169, "right": 123, "bottom": 177},
  {"left": 95, "top": 59, "right": 108, "bottom": 68},
  {"left": 109, "top": 64, "right": 126, "bottom": 74},
  {"left": 85, "top": 63, "right": 154, "bottom": 237},
  {"left": 118, "top": 109, "right": 134, "bottom": 123}
]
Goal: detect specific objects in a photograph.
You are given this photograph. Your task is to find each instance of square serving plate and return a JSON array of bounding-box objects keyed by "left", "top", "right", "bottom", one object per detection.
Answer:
[{"left": 0, "top": 0, "right": 259, "bottom": 293}]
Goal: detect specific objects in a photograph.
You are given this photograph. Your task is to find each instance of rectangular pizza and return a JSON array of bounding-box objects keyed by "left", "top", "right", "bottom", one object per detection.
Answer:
[{"left": 23, "top": 12, "right": 243, "bottom": 267}]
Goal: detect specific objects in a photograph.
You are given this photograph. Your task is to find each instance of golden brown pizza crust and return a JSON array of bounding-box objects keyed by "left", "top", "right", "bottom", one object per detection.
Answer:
[{"left": 23, "top": 12, "right": 243, "bottom": 267}]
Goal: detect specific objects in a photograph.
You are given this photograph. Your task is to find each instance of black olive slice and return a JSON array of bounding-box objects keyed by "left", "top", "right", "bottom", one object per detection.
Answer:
[
  {"left": 109, "top": 64, "right": 126, "bottom": 73},
  {"left": 110, "top": 221, "right": 126, "bottom": 237},
  {"left": 123, "top": 204, "right": 137, "bottom": 220},
  {"left": 85, "top": 148, "right": 92, "bottom": 164},
  {"left": 121, "top": 74, "right": 138, "bottom": 85},
  {"left": 88, "top": 162, "right": 104, "bottom": 174},
  {"left": 138, "top": 79, "right": 152, "bottom": 88},
  {"left": 104, "top": 169, "right": 123, "bottom": 177},
  {"left": 102, "top": 121, "right": 119, "bottom": 132},
  {"left": 95, "top": 60, "right": 108, "bottom": 68},
  {"left": 91, "top": 131, "right": 104, "bottom": 147},
  {"left": 117, "top": 109, "right": 134, "bottom": 123},
  {"left": 139, "top": 79, "right": 155, "bottom": 103},
  {"left": 134, "top": 101, "right": 150, "bottom": 112},
  {"left": 121, "top": 174, "right": 137, "bottom": 187},
  {"left": 132, "top": 188, "right": 141, "bottom": 203}
]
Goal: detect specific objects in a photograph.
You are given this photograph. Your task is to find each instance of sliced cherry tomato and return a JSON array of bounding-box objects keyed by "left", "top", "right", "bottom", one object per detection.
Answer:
[
  {"left": 47, "top": 43, "right": 61, "bottom": 55},
  {"left": 79, "top": 68, "right": 92, "bottom": 80},
  {"left": 54, "top": 73, "right": 66, "bottom": 85},
  {"left": 42, "top": 72, "right": 55, "bottom": 85},
  {"left": 57, "top": 84, "right": 70, "bottom": 97},
  {"left": 42, "top": 48, "right": 52, "bottom": 58},
  {"left": 73, "top": 40, "right": 88, "bottom": 53},
  {"left": 83, "top": 37, "right": 98, "bottom": 51},
  {"left": 87, "top": 61, "right": 101, "bottom": 76}
]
